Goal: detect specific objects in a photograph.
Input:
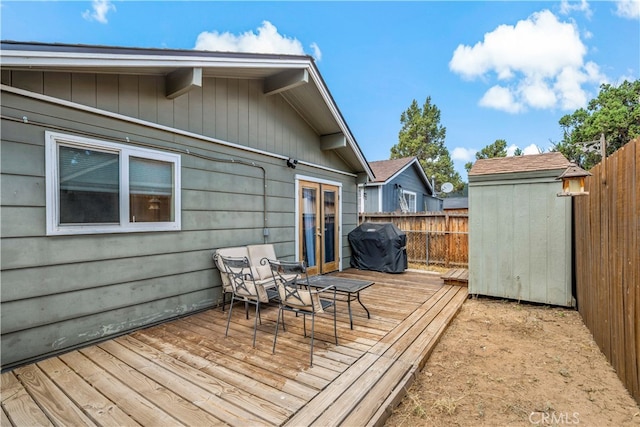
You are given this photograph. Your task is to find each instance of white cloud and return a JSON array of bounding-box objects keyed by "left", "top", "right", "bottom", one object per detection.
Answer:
[
  {"left": 523, "top": 144, "right": 542, "bottom": 154},
  {"left": 479, "top": 85, "right": 524, "bottom": 113},
  {"left": 506, "top": 144, "right": 543, "bottom": 155},
  {"left": 451, "top": 147, "right": 477, "bottom": 162},
  {"left": 560, "top": 0, "right": 592, "bottom": 19},
  {"left": 615, "top": 0, "right": 640, "bottom": 19},
  {"left": 449, "top": 10, "right": 605, "bottom": 114},
  {"left": 82, "top": 0, "right": 115, "bottom": 24},
  {"left": 195, "top": 21, "right": 321, "bottom": 60},
  {"left": 310, "top": 42, "right": 322, "bottom": 61},
  {"left": 521, "top": 77, "right": 557, "bottom": 108}
]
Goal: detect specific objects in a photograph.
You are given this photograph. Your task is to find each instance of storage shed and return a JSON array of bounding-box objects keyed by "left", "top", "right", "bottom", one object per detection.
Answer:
[{"left": 468, "top": 152, "right": 574, "bottom": 307}]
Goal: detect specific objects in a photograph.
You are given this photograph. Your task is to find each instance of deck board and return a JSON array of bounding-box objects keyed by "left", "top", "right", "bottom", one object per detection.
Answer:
[{"left": 1, "top": 268, "right": 467, "bottom": 427}]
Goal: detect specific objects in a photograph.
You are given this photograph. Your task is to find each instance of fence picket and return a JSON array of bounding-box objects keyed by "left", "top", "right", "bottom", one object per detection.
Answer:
[{"left": 574, "top": 137, "right": 639, "bottom": 405}]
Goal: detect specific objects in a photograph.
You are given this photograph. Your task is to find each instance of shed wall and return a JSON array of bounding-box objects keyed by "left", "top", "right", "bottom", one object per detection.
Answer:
[
  {"left": 0, "top": 75, "right": 358, "bottom": 368},
  {"left": 468, "top": 175, "right": 573, "bottom": 306}
]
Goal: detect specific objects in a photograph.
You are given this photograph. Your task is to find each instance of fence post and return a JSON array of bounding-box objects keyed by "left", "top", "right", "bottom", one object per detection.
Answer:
[{"left": 445, "top": 212, "right": 450, "bottom": 268}]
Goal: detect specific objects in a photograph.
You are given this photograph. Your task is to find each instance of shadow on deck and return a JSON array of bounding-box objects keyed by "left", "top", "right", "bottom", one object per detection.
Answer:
[{"left": 1, "top": 268, "right": 468, "bottom": 427}]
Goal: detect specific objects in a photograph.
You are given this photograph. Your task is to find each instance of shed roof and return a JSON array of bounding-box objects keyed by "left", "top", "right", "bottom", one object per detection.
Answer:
[{"left": 468, "top": 152, "right": 571, "bottom": 176}]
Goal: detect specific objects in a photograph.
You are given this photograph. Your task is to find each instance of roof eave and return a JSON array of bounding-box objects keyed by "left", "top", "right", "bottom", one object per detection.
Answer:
[{"left": 1, "top": 41, "right": 374, "bottom": 180}]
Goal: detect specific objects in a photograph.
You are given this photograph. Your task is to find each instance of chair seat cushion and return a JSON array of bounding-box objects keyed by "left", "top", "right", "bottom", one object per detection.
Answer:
[{"left": 279, "top": 288, "right": 324, "bottom": 313}]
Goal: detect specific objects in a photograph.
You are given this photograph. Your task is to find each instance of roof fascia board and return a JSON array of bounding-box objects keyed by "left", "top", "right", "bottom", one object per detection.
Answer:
[{"left": 0, "top": 48, "right": 312, "bottom": 71}]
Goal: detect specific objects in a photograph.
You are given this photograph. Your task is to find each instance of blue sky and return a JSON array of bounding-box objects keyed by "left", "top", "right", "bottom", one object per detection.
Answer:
[{"left": 2, "top": 1, "right": 638, "bottom": 181}]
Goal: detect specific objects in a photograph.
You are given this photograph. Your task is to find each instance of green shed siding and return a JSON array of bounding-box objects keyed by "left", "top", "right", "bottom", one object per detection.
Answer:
[
  {"left": 1, "top": 69, "right": 359, "bottom": 369},
  {"left": 468, "top": 174, "right": 573, "bottom": 307}
]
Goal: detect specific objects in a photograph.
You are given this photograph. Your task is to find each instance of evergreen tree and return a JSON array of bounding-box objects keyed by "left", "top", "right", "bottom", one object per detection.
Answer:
[
  {"left": 464, "top": 139, "right": 508, "bottom": 173},
  {"left": 390, "top": 97, "right": 463, "bottom": 191},
  {"left": 554, "top": 80, "right": 640, "bottom": 169}
]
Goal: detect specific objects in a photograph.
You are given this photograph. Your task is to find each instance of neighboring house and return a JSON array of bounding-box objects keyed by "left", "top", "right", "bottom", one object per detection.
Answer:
[
  {"left": 359, "top": 157, "right": 438, "bottom": 213},
  {"left": 0, "top": 41, "right": 374, "bottom": 369}
]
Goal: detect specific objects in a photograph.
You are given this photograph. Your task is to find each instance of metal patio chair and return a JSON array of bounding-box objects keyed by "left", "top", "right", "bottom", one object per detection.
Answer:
[
  {"left": 219, "top": 255, "right": 277, "bottom": 347},
  {"left": 267, "top": 259, "right": 337, "bottom": 367}
]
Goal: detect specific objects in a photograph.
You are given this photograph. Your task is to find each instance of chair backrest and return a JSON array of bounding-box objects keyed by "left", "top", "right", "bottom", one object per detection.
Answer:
[
  {"left": 219, "top": 255, "right": 266, "bottom": 301},
  {"left": 247, "top": 244, "right": 277, "bottom": 280},
  {"left": 213, "top": 247, "right": 252, "bottom": 292},
  {"left": 267, "top": 260, "right": 323, "bottom": 313}
]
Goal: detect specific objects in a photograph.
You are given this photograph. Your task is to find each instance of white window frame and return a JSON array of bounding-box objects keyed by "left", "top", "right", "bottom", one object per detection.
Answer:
[
  {"left": 45, "top": 131, "right": 181, "bottom": 235},
  {"left": 403, "top": 190, "right": 417, "bottom": 213}
]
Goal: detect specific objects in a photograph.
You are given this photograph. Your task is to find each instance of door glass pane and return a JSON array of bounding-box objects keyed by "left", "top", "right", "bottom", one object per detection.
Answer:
[
  {"left": 302, "top": 187, "right": 317, "bottom": 267},
  {"left": 58, "top": 145, "right": 119, "bottom": 224},
  {"left": 130, "top": 157, "right": 174, "bottom": 222},
  {"left": 323, "top": 189, "right": 336, "bottom": 263}
]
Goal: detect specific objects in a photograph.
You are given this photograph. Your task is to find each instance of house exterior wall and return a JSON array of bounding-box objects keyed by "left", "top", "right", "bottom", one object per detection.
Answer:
[
  {"left": 0, "top": 70, "right": 359, "bottom": 369},
  {"left": 468, "top": 173, "right": 573, "bottom": 307},
  {"left": 380, "top": 165, "right": 430, "bottom": 212},
  {"left": 361, "top": 186, "right": 381, "bottom": 212}
]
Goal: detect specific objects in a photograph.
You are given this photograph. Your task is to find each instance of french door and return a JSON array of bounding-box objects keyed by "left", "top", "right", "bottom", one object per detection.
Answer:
[{"left": 298, "top": 180, "right": 340, "bottom": 276}]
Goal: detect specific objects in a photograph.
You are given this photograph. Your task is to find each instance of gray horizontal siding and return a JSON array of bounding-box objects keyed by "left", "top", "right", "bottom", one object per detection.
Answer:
[
  {"left": 1, "top": 289, "right": 213, "bottom": 368},
  {"left": 1, "top": 72, "right": 359, "bottom": 368}
]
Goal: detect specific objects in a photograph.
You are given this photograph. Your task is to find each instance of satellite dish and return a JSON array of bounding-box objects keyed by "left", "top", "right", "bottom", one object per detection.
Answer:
[{"left": 441, "top": 182, "right": 454, "bottom": 193}]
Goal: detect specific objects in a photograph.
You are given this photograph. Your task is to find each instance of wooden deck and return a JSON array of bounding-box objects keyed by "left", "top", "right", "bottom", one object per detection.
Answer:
[{"left": 1, "top": 269, "right": 467, "bottom": 427}]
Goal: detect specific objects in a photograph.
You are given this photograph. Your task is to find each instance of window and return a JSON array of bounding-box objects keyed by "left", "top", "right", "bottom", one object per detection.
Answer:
[
  {"left": 403, "top": 190, "right": 417, "bottom": 213},
  {"left": 46, "top": 131, "right": 181, "bottom": 235}
]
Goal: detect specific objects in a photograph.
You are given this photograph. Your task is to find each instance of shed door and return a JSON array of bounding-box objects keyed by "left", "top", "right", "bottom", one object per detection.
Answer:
[{"left": 298, "top": 180, "right": 340, "bottom": 275}]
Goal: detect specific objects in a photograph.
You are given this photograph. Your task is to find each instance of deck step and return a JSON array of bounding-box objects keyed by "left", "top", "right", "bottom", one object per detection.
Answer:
[
  {"left": 284, "top": 284, "right": 468, "bottom": 427},
  {"left": 441, "top": 268, "right": 469, "bottom": 287}
]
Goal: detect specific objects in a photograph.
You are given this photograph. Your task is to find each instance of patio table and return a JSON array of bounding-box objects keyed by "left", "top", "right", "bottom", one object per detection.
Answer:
[{"left": 307, "top": 275, "right": 374, "bottom": 329}]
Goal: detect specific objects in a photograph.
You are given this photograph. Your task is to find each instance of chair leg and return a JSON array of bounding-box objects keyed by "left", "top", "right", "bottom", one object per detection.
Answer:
[
  {"left": 333, "top": 303, "right": 338, "bottom": 345},
  {"left": 252, "top": 302, "right": 259, "bottom": 347},
  {"left": 221, "top": 292, "right": 228, "bottom": 312},
  {"left": 272, "top": 308, "right": 282, "bottom": 354},
  {"left": 303, "top": 313, "right": 307, "bottom": 337},
  {"left": 225, "top": 297, "right": 235, "bottom": 337},
  {"left": 310, "top": 313, "right": 315, "bottom": 367}
]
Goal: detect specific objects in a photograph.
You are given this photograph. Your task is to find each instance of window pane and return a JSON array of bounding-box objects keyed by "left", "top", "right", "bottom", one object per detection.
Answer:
[
  {"left": 59, "top": 145, "right": 119, "bottom": 224},
  {"left": 129, "top": 157, "right": 174, "bottom": 222},
  {"left": 323, "top": 190, "right": 336, "bottom": 263},
  {"left": 302, "top": 188, "right": 317, "bottom": 267}
]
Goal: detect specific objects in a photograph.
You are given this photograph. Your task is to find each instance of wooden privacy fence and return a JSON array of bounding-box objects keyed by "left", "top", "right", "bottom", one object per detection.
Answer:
[
  {"left": 574, "top": 137, "right": 639, "bottom": 404},
  {"left": 358, "top": 212, "right": 468, "bottom": 268}
]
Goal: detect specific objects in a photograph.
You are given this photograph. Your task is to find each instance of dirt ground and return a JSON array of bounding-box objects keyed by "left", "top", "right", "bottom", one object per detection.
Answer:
[{"left": 385, "top": 296, "right": 640, "bottom": 427}]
